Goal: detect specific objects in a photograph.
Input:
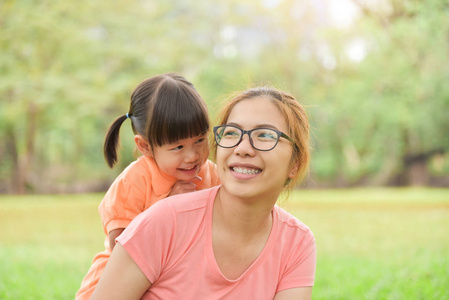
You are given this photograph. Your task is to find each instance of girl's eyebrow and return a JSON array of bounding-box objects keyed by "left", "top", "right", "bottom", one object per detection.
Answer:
[
  {"left": 164, "top": 143, "right": 181, "bottom": 149},
  {"left": 163, "top": 140, "right": 183, "bottom": 147},
  {"left": 165, "top": 132, "right": 207, "bottom": 147}
]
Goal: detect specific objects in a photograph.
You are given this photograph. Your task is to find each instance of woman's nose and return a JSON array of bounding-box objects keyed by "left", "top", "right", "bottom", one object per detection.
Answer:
[{"left": 233, "top": 134, "right": 256, "bottom": 156}]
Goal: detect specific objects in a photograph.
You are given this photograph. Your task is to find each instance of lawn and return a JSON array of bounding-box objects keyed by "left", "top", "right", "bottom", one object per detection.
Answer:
[{"left": 1, "top": 188, "right": 448, "bottom": 299}]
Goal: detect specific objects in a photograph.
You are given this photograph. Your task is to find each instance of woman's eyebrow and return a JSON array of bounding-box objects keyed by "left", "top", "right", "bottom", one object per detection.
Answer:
[
  {"left": 227, "top": 122, "right": 279, "bottom": 130},
  {"left": 256, "top": 123, "right": 279, "bottom": 130},
  {"left": 226, "top": 122, "right": 241, "bottom": 127}
]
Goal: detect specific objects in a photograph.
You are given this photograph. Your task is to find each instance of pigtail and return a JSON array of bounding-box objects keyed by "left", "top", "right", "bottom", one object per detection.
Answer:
[{"left": 103, "top": 114, "right": 129, "bottom": 168}]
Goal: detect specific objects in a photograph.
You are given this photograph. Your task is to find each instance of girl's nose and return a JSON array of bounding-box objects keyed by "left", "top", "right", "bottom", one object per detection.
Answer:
[{"left": 185, "top": 148, "right": 200, "bottom": 162}]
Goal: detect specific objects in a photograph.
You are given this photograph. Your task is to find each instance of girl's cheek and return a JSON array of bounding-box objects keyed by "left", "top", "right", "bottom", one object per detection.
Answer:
[{"left": 201, "top": 143, "right": 210, "bottom": 160}]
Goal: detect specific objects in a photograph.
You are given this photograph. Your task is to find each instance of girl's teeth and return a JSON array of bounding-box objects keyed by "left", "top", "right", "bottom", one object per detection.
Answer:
[{"left": 233, "top": 167, "right": 261, "bottom": 175}]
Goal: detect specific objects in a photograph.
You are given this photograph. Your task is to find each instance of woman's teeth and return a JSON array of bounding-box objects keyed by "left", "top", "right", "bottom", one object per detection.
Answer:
[{"left": 232, "top": 167, "right": 261, "bottom": 175}]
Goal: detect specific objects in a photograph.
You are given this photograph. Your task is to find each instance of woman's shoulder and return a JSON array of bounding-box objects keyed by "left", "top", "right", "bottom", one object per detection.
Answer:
[
  {"left": 272, "top": 206, "right": 316, "bottom": 260},
  {"left": 274, "top": 205, "right": 313, "bottom": 234},
  {"left": 161, "top": 186, "right": 220, "bottom": 213},
  {"left": 124, "top": 187, "right": 219, "bottom": 240}
]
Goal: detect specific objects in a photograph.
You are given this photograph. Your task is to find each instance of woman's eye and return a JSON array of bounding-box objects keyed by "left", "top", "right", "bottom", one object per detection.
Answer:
[
  {"left": 257, "top": 131, "right": 277, "bottom": 141},
  {"left": 223, "top": 130, "right": 239, "bottom": 138}
]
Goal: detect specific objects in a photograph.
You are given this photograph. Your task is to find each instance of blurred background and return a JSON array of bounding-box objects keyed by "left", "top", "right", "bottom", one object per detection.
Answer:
[
  {"left": 1, "top": 1, "right": 448, "bottom": 298},
  {"left": 1, "top": 0, "right": 449, "bottom": 194}
]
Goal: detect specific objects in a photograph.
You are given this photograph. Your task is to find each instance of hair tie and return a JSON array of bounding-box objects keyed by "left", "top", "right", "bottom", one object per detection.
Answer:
[{"left": 126, "top": 113, "right": 130, "bottom": 119}]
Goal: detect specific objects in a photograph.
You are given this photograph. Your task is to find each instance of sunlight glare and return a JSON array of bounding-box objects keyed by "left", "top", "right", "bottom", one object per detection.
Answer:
[
  {"left": 345, "top": 39, "right": 367, "bottom": 62},
  {"left": 327, "top": 0, "right": 359, "bottom": 28}
]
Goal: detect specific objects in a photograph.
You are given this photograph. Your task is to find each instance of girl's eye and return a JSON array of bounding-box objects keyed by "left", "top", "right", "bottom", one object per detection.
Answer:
[
  {"left": 196, "top": 138, "right": 205, "bottom": 144},
  {"left": 172, "top": 145, "right": 183, "bottom": 150}
]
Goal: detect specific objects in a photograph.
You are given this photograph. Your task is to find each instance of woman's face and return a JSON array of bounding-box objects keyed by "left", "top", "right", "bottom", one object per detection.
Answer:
[{"left": 216, "top": 97, "right": 298, "bottom": 202}]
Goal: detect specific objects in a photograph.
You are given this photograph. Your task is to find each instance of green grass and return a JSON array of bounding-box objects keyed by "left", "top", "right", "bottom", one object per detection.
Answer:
[
  {"left": 1, "top": 188, "right": 448, "bottom": 299},
  {"left": 0, "top": 194, "right": 104, "bottom": 299},
  {"left": 281, "top": 188, "right": 449, "bottom": 300}
]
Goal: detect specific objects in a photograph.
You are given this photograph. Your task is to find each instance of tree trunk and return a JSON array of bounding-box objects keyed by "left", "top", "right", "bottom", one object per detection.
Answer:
[
  {"left": 6, "top": 102, "right": 38, "bottom": 194},
  {"left": 5, "top": 127, "right": 24, "bottom": 194},
  {"left": 406, "top": 159, "right": 429, "bottom": 186},
  {"left": 403, "top": 150, "right": 445, "bottom": 186}
]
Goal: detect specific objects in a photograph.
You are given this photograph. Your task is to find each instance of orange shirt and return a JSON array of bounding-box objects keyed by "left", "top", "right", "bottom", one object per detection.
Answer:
[{"left": 99, "top": 156, "right": 220, "bottom": 248}]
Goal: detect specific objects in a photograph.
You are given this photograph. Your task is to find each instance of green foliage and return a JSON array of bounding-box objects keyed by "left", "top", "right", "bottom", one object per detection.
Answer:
[
  {"left": 308, "top": 0, "right": 449, "bottom": 184},
  {"left": 1, "top": 0, "right": 448, "bottom": 192}
]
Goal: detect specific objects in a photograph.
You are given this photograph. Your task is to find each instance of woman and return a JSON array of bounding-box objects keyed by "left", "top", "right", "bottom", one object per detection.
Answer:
[{"left": 91, "top": 87, "right": 316, "bottom": 299}]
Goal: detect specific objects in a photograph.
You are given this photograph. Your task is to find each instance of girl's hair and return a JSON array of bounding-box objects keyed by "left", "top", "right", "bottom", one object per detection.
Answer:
[
  {"left": 214, "top": 86, "right": 310, "bottom": 190},
  {"left": 104, "top": 73, "right": 209, "bottom": 168}
]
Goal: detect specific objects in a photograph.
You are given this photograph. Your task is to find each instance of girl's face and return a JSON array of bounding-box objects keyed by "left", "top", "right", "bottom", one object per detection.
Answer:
[
  {"left": 151, "top": 133, "right": 209, "bottom": 181},
  {"left": 216, "top": 97, "right": 298, "bottom": 201}
]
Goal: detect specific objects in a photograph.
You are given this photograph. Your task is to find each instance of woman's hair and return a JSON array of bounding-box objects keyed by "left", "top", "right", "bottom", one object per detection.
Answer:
[
  {"left": 104, "top": 73, "right": 209, "bottom": 168},
  {"left": 214, "top": 86, "right": 310, "bottom": 190}
]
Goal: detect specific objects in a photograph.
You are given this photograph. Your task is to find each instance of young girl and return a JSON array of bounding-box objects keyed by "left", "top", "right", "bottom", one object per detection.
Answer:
[{"left": 75, "top": 73, "right": 220, "bottom": 299}]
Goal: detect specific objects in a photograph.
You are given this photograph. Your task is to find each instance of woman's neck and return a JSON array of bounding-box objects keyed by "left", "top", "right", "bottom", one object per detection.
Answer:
[
  {"left": 213, "top": 188, "right": 277, "bottom": 239},
  {"left": 212, "top": 188, "right": 278, "bottom": 280}
]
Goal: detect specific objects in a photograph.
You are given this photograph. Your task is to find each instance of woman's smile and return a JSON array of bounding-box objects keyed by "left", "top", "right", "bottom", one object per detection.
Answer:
[{"left": 230, "top": 164, "right": 262, "bottom": 178}]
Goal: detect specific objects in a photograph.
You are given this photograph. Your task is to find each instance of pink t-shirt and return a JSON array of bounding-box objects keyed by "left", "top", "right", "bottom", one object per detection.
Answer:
[{"left": 117, "top": 186, "right": 316, "bottom": 299}]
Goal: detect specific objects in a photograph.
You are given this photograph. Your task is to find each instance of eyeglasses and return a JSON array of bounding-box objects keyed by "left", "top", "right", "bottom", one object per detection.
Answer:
[{"left": 213, "top": 125, "right": 295, "bottom": 151}]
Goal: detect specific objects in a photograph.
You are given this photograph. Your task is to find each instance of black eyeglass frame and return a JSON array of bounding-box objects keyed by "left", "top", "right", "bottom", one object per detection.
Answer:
[{"left": 213, "top": 125, "right": 296, "bottom": 152}]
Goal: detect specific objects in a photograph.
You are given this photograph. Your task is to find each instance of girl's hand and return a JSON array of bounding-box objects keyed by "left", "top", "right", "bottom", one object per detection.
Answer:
[{"left": 169, "top": 176, "right": 202, "bottom": 196}]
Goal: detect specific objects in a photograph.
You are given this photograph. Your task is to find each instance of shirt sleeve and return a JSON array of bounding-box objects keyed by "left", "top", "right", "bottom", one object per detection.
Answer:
[
  {"left": 99, "top": 166, "right": 148, "bottom": 235},
  {"left": 208, "top": 160, "right": 221, "bottom": 186},
  {"left": 197, "top": 160, "right": 220, "bottom": 190},
  {"left": 116, "top": 200, "right": 176, "bottom": 284},
  {"left": 277, "top": 229, "right": 317, "bottom": 292}
]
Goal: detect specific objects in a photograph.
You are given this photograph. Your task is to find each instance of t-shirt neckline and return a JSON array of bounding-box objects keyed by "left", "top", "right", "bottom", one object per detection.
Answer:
[{"left": 204, "top": 188, "right": 278, "bottom": 284}]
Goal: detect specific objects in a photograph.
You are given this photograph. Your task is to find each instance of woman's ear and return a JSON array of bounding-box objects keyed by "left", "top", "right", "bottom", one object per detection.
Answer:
[
  {"left": 288, "top": 160, "right": 300, "bottom": 179},
  {"left": 134, "top": 135, "right": 153, "bottom": 157}
]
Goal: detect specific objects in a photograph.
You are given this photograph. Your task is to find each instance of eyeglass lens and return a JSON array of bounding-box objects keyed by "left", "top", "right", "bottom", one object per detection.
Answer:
[{"left": 216, "top": 126, "right": 280, "bottom": 151}]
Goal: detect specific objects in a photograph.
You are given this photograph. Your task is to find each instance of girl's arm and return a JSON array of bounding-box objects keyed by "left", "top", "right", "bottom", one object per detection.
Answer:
[
  {"left": 109, "top": 228, "right": 124, "bottom": 251},
  {"left": 274, "top": 287, "right": 313, "bottom": 300},
  {"left": 91, "top": 243, "right": 151, "bottom": 300}
]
